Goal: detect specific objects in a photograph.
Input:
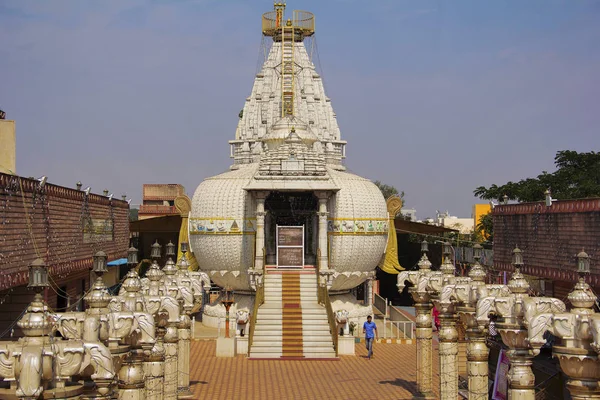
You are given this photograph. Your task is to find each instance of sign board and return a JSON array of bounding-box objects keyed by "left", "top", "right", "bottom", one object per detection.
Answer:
[
  {"left": 492, "top": 348, "right": 509, "bottom": 400},
  {"left": 83, "top": 218, "right": 114, "bottom": 243},
  {"left": 277, "top": 225, "right": 304, "bottom": 268}
]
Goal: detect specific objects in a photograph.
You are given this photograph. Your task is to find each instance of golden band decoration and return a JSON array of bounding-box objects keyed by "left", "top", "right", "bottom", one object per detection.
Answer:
[
  {"left": 327, "top": 218, "right": 388, "bottom": 235},
  {"left": 189, "top": 217, "right": 256, "bottom": 235}
]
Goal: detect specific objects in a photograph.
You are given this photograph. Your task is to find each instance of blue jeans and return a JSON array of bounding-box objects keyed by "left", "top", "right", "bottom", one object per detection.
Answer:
[{"left": 366, "top": 337, "right": 374, "bottom": 358}]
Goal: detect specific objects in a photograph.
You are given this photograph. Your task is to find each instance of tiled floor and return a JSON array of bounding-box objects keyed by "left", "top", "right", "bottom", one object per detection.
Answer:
[{"left": 190, "top": 339, "right": 440, "bottom": 399}]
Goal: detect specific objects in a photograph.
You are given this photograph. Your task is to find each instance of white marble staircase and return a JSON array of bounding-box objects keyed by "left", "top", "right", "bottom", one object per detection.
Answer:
[{"left": 249, "top": 271, "right": 337, "bottom": 359}]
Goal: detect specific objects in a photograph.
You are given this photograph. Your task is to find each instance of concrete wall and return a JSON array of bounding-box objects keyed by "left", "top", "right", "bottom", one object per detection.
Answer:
[{"left": 0, "top": 120, "right": 16, "bottom": 174}]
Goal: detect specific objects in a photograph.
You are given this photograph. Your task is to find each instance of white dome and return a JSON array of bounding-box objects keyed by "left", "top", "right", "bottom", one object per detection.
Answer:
[
  {"left": 190, "top": 164, "right": 258, "bottom": 291},
  {"left": 327, "top": 168, "right": 388, "bottom": 290}
]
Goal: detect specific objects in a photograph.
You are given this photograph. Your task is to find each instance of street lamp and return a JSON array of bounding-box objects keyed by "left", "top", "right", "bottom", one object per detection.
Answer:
[
  {"left": 577, "top": 250, "right": 590, "bottom": 274},
  {"left": 420, "top": 239, "right": 429, "bottom": 254},
  {"left": 93, "top": 251, "right": 108, "bottom": 275},
  {"left": 127, "top": 246, "right": 138, "bottom": 267},
  {"left": 28, "top": 258, "right": 49, "bottom": 290},
  {"left": 180, "top": 241, "right": 189, "bottom": 255},
  {"left": 166, "top": 240, "right": 176, "bottom": 260},
  {"left": 151, "top": 240, "right": 162, "bottom": 260},
  {"left": 512, "top": 246, "right": 523, "bottom": 268}
]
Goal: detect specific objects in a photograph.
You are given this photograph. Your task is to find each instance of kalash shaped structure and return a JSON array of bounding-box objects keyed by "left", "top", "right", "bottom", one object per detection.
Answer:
[{"left": 190, "top": 3, "right": 400, "bottom": 358}]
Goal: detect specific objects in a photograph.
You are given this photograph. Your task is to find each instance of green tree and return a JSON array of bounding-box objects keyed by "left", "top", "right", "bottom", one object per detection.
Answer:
[
  {"left": 373, "top": 180, "right": 405, "bottom": 203},
  {"left": 474, "top": 150, "right": 600, "bottom": 202}
]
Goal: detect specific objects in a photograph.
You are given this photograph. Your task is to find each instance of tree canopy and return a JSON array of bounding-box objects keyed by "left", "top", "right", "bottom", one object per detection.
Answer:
[
  {"left": 474, "top": 150, "right": 600, "bottom": 202},
  {"left": 373, "top": 180, "right": 405, "bottom": 203}
]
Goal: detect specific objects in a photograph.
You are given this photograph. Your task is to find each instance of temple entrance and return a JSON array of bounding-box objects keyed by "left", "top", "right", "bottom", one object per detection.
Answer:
[{"left": 264, "top": 191, "right": 318, "bottom": 267}]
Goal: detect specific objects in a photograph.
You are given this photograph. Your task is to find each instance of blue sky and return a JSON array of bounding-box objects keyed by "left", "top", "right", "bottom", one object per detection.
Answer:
[{"left": 1, "top": 0, "right": 599, "bottom": 218}]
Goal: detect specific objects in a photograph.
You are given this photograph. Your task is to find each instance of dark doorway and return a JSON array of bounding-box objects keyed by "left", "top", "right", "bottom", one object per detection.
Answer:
[{"left": 264, "top": 191, "right": 318, "bottom": 265}]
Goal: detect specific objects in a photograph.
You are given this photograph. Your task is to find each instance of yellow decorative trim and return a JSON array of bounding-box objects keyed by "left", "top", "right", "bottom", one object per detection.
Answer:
[
  {"left": 327, "top": 218, "right": 387, "bottom": 221},
  {"left": 190, "top": 231, "right": 256, "bottom": 236},
  {"left": 328, "top": 232, "right": 387, "bottom": 236},
  {"left": 379, "top": 196, "right": 404, "bottom": 274},
  {"left": 190, "top": 217, "right": 256, "bottom": 221}
]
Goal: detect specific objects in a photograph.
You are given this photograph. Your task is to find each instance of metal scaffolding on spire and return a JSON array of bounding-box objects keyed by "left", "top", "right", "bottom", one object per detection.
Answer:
[{"left": 262, "top": 3, "right": 315, "bottom": 118}]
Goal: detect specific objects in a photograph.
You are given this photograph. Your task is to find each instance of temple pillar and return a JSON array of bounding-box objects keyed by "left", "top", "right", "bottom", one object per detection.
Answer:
[
  {"left": 465, "top": 313, "right": 489, "bottom": 400},
  {"left": 177, "top": 315, "right": 193, "bottom": 398},
  {"left": 316, "top": 192, "right": 329, "bottom": 270},
  {"left": 164, "top": 325, "right": 179, "bottom": 400},
  {"left": 118, "top": 351, "right": 145, "bottom": 400},
  {"left": 255, "top": 191, "right": 268, "bottom": 270},
  {"left": 366, "top": 276, "right": 374, "bottom": 306},
  {"left": 413, "top": 300, "right": 435, "bottom": 399},
  {"left": 438, "top": 309, "right": 459, "bottom": 400},
  {"left": 144, "top": 327, "right": 166, "bottom": 400}
]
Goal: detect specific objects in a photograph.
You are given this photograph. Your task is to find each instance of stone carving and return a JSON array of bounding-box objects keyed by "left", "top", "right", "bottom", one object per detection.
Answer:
[{"left": 335, "top": 309, "right": 349, "bottom": 336}]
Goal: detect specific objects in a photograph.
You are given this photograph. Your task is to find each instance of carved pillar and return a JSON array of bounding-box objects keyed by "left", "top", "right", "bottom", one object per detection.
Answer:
[
  {"left": 464, "top": 312, "right": 489, "bottom": 400},
  {"left": 413, "top": 298, "right": 435, "bottom": 399},
  {"left": 177, "top": 315, "right": 193, "bottom": 398},
  {"left": 118, "top": 350, "right": 145, "bottom": 400},
  {"left": 163, "top": 324, "right": 179, "bottom": 400},
  {"left": 438, "top": 308, "right": 459, "bottom": 400},
  {"left": 316, "top": 192, "right": 329, "bottom": 270},
  {"left": 366, "top": 276, "right": 374, "bottom": 306},
  {"left": 255, "top": 192, "right": 268, "bottom": 270},
  {"left": 144, "top": 326, "right": 165, "bottom": 400}
]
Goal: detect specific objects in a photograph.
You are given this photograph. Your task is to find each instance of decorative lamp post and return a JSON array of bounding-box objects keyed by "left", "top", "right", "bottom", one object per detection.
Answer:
[
  {"left": 128, "top": 246, "right": 139, "bottom": 267},
  {"left": 221, "top": 288, "right": 234, "bottom": 338},
  {"left": 503, "top": 194, "right": 509, "bottom": 205},
  {"left": 166, "top": 241, "right": 176, "bottom": 260},
  {"left": 151, "top": 240, "right": 162, "bottom": 260},
  {"left": 397, "top": 241, "right": 437, "bottom": 399},
  {"left": 421, "top": 239, "right": 429, "bottom": 254},
  {"left": 93, "top": 251, "right": 108, "bottom": 275},
  {"left": 180, "top": 242, "right": 189, "bottom": 256},
  {"left": 28, "top": 258, "right": 49, "bottom": 290}
]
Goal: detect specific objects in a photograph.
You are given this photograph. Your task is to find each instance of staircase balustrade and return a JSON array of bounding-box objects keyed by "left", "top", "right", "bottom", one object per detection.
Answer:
[
  {"left": 248, "top": 248, "right": 266, "bottom": 353},
  {"left": 317, "top": 249, "right": 338, "bottom": 355}
]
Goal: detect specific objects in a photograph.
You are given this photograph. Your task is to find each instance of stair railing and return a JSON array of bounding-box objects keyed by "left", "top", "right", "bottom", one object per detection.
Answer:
[
  {"left": 248, "top": 247, "right": 266, "bottom": 354},
  {"left": 317, "top": 249, "right": 338, "bottom": 355}
]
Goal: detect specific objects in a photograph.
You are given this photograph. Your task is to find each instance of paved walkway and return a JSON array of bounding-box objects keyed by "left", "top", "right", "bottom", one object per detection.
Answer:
[{"left": 190, "top": 339, "right": 440, "bottom": 399}]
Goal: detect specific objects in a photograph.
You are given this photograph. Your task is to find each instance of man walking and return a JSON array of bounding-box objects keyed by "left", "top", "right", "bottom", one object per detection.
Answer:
[{"left": 363, "top": 315, "right": 378, "bottom": 359}]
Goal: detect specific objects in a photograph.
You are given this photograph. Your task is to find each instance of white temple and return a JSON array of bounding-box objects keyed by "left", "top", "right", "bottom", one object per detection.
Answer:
[{"left": 190, "top": 4, "right": 388, "bottom": 358}]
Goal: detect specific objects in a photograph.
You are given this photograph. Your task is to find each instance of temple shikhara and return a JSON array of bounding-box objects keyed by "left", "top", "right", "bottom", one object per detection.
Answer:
[{"left": 190, "top": 3, "right": 391, "bottom": 358}]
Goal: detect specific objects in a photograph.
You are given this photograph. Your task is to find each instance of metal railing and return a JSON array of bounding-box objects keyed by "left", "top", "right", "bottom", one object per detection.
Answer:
[
  {"left": 248, "top": 248, "right": 266, "bottom": 353},
  {"left": 373, "top": 292, "right": 389, "bottom": 317},
  {"left": 316, "top": 249, "right": 338, "bottom": 355},
  {"left": 388, "top": 306, "right": 415, "bottom": 339}
]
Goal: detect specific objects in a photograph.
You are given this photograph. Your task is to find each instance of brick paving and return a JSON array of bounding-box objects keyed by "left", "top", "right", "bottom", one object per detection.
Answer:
[{"left": 190, "top": 339, "right": 440, "bottom": 399}]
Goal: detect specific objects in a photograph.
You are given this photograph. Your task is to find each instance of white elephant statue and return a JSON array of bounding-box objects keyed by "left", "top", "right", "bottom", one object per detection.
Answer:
[
  {"left": 335, "top": 309, "right": 350, "bottom": 336},
  {"left": 236, "top": 309, "right": 250, "bottom": 337}
]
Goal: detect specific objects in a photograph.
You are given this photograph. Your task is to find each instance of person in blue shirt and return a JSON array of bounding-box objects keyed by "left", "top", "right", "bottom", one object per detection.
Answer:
[{"left": 363, "top": 315, "right": 378, "bottom": 359}]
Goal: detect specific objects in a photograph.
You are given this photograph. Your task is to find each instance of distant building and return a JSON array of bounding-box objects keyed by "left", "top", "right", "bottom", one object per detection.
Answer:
[
  {"left": 493, "top": 198, "right": 600, "bottom": 298},
  {"left": 436, "top": 211, "right": 474, "bottom": 234},
  {"left": 0, "top": 117, "right": 16, "bottom": 175},
  {"left": 138, "top": 184, "right": 186, "bottom": 220},
  {"left": 400, "top": 207, "right": 417, "bottom": 221},
  {"left": 0, "top": 173, "right": 129, "bottom": 334},
  {"left": 472, "top": 203, "right": 492, "bottom": 236}
]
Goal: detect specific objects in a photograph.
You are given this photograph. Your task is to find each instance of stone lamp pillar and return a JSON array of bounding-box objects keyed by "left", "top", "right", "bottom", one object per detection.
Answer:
[
  {"left": 397, "top": 240, "right": 438, "bottom": 400},
  {"left": 432, "top": 242, "right": 460, "bottom": 400},
  {"left": 528, "top": 250, "right": 600, "bottom": 399}
]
